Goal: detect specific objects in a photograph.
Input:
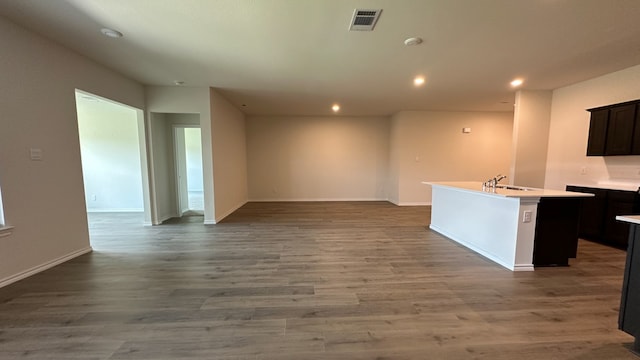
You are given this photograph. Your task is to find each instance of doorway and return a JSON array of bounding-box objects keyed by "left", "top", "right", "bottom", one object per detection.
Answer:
[
  {"left": 75, "top": 90, "right": 150, "bottom": 227},
  {"left": 148, "top": 112, "right": 203, "bottom": 224},
  {"left": 174, "top": 126, "right": 204, "bottom": 216}
]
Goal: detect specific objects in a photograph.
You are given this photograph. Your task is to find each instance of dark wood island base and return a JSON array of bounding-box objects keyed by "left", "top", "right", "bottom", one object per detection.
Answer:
[{"left": 616, "top": 217, "right": 640, "bottom": 356}]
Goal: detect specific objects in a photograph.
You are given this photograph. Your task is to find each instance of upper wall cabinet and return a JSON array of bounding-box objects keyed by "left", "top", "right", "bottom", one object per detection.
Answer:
[
  {"left": 587, "top": 100, "right": 640, "bottom": 156},
  {"left": 587, "top": 109, "right": 609, "bottom": 156}
]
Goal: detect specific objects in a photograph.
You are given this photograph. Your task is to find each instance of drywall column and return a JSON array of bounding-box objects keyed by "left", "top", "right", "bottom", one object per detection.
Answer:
[
  {"left": 387, "top": 114, "right": 402, "bottom": 204},
  {"left": 509, "top": 90, "right": 552, "bottom": 188}
]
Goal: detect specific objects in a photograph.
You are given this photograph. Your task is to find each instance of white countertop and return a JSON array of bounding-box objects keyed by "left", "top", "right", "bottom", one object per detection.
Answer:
[
  {"left": 617, "top": 215, "right": 640, "bottom": 225},
  {"left": 424, "top": 181, "right": 594, "bottom": 198}
]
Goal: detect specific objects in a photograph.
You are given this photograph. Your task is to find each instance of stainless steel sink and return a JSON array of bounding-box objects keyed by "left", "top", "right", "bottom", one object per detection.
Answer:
[{"left": 496, "top": 185, "right": 533, "bottom": 191}]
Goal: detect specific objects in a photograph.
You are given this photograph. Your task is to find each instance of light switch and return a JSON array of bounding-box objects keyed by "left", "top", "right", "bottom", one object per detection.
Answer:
[
  {"left": 523, "top": 210, "right": 532, "bottom": 223},
  {"left": 29, "top": 148, "right": 43, "bottom": 161},
  {"left": 462, "top": 127, "right": 471, "bottom": 134}
]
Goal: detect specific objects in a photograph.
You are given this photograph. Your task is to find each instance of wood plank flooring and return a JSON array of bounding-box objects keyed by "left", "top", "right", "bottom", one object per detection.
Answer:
[{"left": 0, "top": 201, "right": 637, "bottom": 359}]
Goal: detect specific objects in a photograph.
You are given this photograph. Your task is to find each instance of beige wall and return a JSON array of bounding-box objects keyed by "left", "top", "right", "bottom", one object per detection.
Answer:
[
  {"left": 390, "top": 111, "right": 514, "bottom": 205},
  {"left": 209, "top": 88, "right": 248, "bottom": 222},
  {"left": 545, "top": 64, "right": 640, "bottom": 190},
  {"left": 247, "top": 116, "right": 389, "bottom": 201},
  {"left": 510, "top": 90, "right": 552, "bottom": 188},
  {"left": 0, "top": 16, "right": 145, "bottom": 286}
]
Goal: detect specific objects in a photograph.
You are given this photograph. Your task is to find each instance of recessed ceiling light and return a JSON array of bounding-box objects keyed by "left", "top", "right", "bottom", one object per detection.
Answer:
[
  {"left": 332, "top": 104, "right": 340, "bottom": 112},
  {"left": 174, "top": 80, "right": 185, "bottom": 86},
  {"left": 100, "top": 28, "right": 123, "bottom": 38},
  {"left": 404, "top": 37, "right": 423, "bottom": 46},
  {"left": 414, "top": 76, "right": 426, "bottom": 86},
  {"left": 510, "top": 79, "right": 524, "bottom": 87}
]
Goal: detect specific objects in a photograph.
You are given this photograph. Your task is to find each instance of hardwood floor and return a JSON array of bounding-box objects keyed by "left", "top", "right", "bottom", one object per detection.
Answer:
[{"left": 0, "top": 201, "right": 636, "bottom": 359}]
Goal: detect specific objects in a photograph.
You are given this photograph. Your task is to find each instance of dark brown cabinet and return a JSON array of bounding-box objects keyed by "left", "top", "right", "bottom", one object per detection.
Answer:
[
  {"left": 619, "top": 223, "right": 640, "bottom": 352},
  {"left": 633, "top": 108, "right": 640, "bottom": 155},
  {"left": 533, "top": 198, "right": 581, "bottom": 265},
  {"left": 566, "top": 185, "right": 640, "bottom": 249},
  {"left": 605, "top": 104, "right": 636, "bottom": 155},
  {"left": 567, "top": 186, "right": 607, "bottom": 240},
  {"left": 586, "top": 109, "right": 609, "bottom": 156},
  {"left": 586, "top": 100, "right": 640, "bottom": 156},
  {"left": 605, "top": 190, "right": 638, "bottom": 247}
]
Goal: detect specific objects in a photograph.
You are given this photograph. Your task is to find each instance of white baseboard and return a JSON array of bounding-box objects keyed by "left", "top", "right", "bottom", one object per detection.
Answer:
[
  {"left": 248, "top": 198, "right": 389, "bottom": 202},
  {"left": 246, "top": 198, "right": 427, "bottom": 206},
  {"left": 0, "top": 246, "right": 93, "bottom": 289}
]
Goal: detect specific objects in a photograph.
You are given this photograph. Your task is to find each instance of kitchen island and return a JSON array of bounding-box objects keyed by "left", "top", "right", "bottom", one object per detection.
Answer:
[{"left": 424, "top": 181, "right": 592, "bottom": 271}]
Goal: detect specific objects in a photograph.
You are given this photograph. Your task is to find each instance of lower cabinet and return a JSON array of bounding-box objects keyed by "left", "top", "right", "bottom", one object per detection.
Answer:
[
  {"left": 566, "top": 185, "right": 640, "bottom": 249},
  {"left": 533, "top": 198, "right": 581, "bottom": 266},
  {"left": 619, "top": 224, "right": 640, "bottom": 352},
  {"left": 606, "top": 190, "right": 639, "bottom": 248}
]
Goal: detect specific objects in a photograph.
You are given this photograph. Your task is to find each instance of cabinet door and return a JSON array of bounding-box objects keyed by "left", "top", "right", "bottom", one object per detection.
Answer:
[
  {"left": 632, "top": 104, "right": 640, "bottom": 155},
  {"left": 605, "top": 104, "right": 636, "bottom": 155},
  {"left": 586, "top": 109, "right": 608, "bottom": 156},
  {"left": 604, "top": 190, "right": 637, "bottom": 248},
  {"left": 533, "top": 198, "right": 580, "bottom": 266},
  {"left": 566, "top": 186, "right": 607, "bottom": 241}
]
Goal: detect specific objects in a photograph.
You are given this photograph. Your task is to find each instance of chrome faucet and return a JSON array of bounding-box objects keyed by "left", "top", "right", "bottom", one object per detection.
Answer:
[{"left": 483, "top": 174, "right": 507, "bottom": 191}]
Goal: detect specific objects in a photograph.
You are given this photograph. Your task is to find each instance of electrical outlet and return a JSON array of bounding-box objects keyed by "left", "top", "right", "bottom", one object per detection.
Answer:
[
  {"left": 523, "top": 210, "right": 532, "bottom": 223},
  {"left": 91, "top": 195, "right": 97, "bottom": 201}
]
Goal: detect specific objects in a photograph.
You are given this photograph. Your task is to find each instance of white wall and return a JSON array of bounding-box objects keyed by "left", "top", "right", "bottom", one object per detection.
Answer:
[
  {"left": 389, "top": 111, "right": 514, "bottom": 205},
  {"left": 210, "top": 88, "right": 248, "bottom": 221},
  {"left": 0, "top": 15, "right": 145, "bottom": 287},
  {"left": 510, "top": 90, "right": 552, "bottom": 188},
  {"left": 76, "top": 95, "right": 144, "bottom": 212},
  {"left": 247, "top": 116, "right": 389, "bottom": 201},
  {"left": 545, "top": 64, "right": 640, "bottom": 190}
]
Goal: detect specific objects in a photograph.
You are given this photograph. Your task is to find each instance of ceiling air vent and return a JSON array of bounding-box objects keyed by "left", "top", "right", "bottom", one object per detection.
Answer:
[{"left": 349, "top": 9, "right": 382, "bottom": 31}]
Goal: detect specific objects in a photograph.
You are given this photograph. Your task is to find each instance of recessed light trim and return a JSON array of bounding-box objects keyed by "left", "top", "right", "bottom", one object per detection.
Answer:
[
  {"left": 510, "top": 78, "right": 524, "bottom": 87},
  {"left": 332, "top": 104, "right": 340, "bottom": 112},
  {"left": 174, "top": 80, "right": 185, "bottom": 86},
  {"left": 404, "top": 37, "right": 423, "bottom": 46},
  {"left": 414, "top": 76, "right": 426, "bottom": 87},
  {"left": 100, "top": 28, "right": 123, "bottom": 38}
]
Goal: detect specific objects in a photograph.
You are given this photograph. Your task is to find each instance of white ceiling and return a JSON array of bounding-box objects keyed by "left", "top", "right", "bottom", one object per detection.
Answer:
[{"left": 2, "top": 0, "right": 640, "bottom": 116}]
